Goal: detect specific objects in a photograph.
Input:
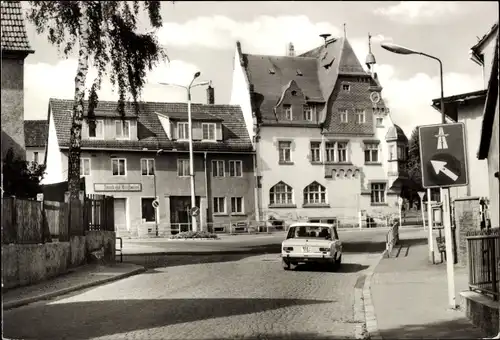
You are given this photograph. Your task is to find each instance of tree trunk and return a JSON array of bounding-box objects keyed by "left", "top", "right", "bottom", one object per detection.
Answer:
[{"left": 68, "top": 4, "right": 90, "bottom": 235}]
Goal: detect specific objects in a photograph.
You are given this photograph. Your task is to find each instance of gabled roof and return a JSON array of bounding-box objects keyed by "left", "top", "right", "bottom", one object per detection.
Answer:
[
  {"left": 470, "top": 22, "right": 499, "bottom": 54},
  {"left": 24, "top": 120, "right": 48, "bottom": 147},
  {"left": 48, "top": 99, "right": 253, "bottom": 152},
  {"left": 1, "top": 1, "right": 34, "bottom": 55},
  {"left": 478, "top": 33, "right": 499, "bottom": 160}
]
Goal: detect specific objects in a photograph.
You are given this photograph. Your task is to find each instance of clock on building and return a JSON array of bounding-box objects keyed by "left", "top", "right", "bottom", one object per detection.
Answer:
[{"left": 370, "top": 92, "right": 381, "bottom": 104}]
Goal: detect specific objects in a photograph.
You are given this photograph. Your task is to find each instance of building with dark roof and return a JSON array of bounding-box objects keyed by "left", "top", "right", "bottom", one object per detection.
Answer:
[
  {"left": 43, "top": 92, "right": 256, "bottom": 237},
  {"left": 1, "top": 1, "right": 35, "bottom": 161},
  {"left": 24, "top": 120, "right": 49, "bottom": 164},
  {"left": 230, "top": 34, "right": 409, "bottom": 225}
]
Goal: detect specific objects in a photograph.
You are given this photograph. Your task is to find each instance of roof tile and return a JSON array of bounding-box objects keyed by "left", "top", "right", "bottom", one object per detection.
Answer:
[
  {"left": 49, "top": 99, "right": 253, "bottom": 153},
  {"left": 1, "top": 1, "right": 33, "bottom": 53},
  {"left": 24, "top": 120, "right": 48, "bottom": 147}
]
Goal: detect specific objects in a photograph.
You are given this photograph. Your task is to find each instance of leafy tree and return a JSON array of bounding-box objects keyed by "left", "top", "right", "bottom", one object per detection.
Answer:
[
  {"left": 401, "top": 127, "right": 424, "bottom": 208},
  {"left": 2, "top": 148, "right": 46, "bottom": 199},
  {"left": 27, "top": 1, "right": 167, "bottom": 221}
]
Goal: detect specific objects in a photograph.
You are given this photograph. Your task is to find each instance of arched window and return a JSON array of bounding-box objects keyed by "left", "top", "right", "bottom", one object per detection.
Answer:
[
  {"left": 270, "top": 181, "right": 293, "bottom": 205},
  {"left": 303, "top": 181, "right": 326, "bottom": 204}
]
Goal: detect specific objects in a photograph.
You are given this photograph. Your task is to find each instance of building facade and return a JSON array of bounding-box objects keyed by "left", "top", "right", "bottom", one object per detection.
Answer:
[
  {"left": 24, "top": 120, "right": 48, "bottom": 165},
  {"left": 230, "top": 35, "right": 409, "bottom": 226},
  {"left": 43, "top": 93, "right": 256, "bottom": 237},
  {"left": 1, "top": 1, "right": 34, "bottom": 161}
]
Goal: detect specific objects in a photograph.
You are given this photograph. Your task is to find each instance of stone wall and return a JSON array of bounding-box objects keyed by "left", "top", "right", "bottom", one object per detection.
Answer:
[
  {"left": 462, "top": 292, "right": 499, "bottom": 337},
  {"left": 2, "top": 231, "right": 116, "bottom": 290},
  {"left": 453, "top": 197, "right": 482, "bottom": 266}
]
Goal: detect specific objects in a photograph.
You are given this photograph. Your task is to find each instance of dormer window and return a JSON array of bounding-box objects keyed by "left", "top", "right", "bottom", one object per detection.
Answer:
[
  {"left": 284, "top": 105, "right": 292, "bottom": 120},
  {"left": 296, "top": 69, "right": 303, "bottom": 76},
  {"left": 202, "top": 123, "right": 216, "bottom": 141},
  {"left": 269, "top": 68, "right": 275, "bottom": 74},
  {"left": 115, "top": 120, "right": 130, "bottom": 139},
  {"left": 342, "top": 84, "right": 350, "bottom": 92},
  {"left": 88, "top": 119, "right": 104, "bottom": 139},
  {"left": 303, "top": 105, "right": 315, "bottom": 121},
  {"left": 177, "top": 122, "right": 189, "bottom": 140},
  {"left": 291, "top": 90, "right": 297, "bottom": 96}
]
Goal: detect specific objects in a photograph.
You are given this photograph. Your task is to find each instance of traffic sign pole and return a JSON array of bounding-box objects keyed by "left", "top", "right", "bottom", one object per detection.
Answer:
[
  {"left": 442, "top": 187, "right": 457, "bottom": 309},
  {"left": 427, "top": 188, "right": 435, "bottom": 264}
]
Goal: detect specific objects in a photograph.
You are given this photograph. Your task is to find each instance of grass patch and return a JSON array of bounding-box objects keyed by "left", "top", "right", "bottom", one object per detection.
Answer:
[{"left": 169, "top": 231, "right": 219, "bottom": 240}]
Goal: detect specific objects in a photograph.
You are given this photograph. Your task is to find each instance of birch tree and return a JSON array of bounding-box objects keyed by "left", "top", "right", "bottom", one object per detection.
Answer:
[{"left": 27, "top": 1, "right": 166, "bottom": 224}]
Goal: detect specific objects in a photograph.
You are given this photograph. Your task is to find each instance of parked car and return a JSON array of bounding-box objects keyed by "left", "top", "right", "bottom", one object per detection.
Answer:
[{"left": 281, "top": 223, "right": 342, "bottom": 271}]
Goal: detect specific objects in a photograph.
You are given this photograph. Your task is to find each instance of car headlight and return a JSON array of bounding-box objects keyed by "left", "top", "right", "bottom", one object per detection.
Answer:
[
  {"left": 319, "top": 247, "right": 330, "bottom": 252},
  {"left": 283, "top": 247, "right": 294, "bottom": 251}
]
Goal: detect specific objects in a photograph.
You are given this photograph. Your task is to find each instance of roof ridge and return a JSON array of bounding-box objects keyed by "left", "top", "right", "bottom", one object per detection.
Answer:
[
  {"left": 244, "top": 53, "right": 317, "bottom": 60},
  {"left": 49, "top": 98, "right": 241, "bottom": 108}
]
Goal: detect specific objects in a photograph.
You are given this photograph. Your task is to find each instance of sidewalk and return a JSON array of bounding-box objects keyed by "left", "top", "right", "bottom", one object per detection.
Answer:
[
  {"left": 2, "top": 263, "right": 145, "bottom": 311},
  {"left": 368, "top": 231, "right": 487, "bottom": 339}
]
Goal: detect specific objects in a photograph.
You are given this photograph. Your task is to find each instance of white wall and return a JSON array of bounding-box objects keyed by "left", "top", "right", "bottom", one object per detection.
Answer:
[
  {"left": 26, "top": 147, "right": 45, "bottom": 165},
  {"left": 229, "top": 48, "right": 254, "bottom": 143},
  {"left": 41, "top": 111, "right": 64, "bottom": 185}
]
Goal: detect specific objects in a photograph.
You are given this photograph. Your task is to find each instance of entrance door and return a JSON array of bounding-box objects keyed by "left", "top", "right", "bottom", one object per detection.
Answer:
[{"left": 114, "top": 198, "right": 127, "bottom": 233}]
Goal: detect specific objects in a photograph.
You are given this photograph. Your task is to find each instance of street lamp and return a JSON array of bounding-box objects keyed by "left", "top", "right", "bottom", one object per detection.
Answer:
[
  {"left": 153, "top": 149, "right": 163, "bottom": 236},
  {"left": 158, "top": 73, "right": 210, "bottom": 232},
  {"left": 381, "top": 41, "right": 456, "bottom": 309}
]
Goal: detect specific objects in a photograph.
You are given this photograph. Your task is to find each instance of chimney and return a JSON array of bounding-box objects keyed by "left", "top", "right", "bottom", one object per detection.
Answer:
[
  {"left": 207, "top": 81, "right": 215, "bottom": 105},
  {"left": 287, "top": 42, "right": 295, "bottom": 56}
]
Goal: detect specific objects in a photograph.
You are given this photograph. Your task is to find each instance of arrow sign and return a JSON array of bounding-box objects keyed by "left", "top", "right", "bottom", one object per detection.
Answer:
[{"left": 430, "top": 160, "right": 458, "bottom": 181}]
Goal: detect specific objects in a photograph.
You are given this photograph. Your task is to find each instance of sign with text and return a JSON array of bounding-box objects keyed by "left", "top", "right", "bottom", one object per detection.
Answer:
[
  {"left": 94, "top": 183, "right": 142, "bottom": 192},
  {"left": 419, "top": 123, "right": 468, "bottom": 189}
]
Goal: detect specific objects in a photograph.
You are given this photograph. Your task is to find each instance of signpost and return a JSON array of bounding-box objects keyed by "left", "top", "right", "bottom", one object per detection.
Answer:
[
  {"left": 152, "top": 199, "right": 159, "bottom": 209},
  {"left": 397, "top": 197, "right": 403, "bottom": 227},
  {"left": 190, "top": 206, "right": 200, "bottom": 217},
  {"left": 417, "top": 191, "right": 426, "bottom": 230},
  {"left": 419, "top": 122, "right": 468, "bottom": 310}
]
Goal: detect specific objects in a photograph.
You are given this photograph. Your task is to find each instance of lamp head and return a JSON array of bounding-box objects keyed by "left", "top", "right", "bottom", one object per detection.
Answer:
[
  {"left": 380, "top": 42, "right": 418, "bottom": 55},
  {"left": 156, "top": 149, "right": 164, "bottom": 155},
  {"left": 194, "top": 71, "right": 201, "bottom": 78}
]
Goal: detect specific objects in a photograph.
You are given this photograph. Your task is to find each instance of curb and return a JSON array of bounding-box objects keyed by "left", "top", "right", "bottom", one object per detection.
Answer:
[
  {"left": 3, "top": 267, "right": 146, "bottom": 311},
  {"left": 363, "top": 250, "right": 387, "bottom": 340},
  {"left": 122, "top": 249, "right": 280, "bottom": 256}
]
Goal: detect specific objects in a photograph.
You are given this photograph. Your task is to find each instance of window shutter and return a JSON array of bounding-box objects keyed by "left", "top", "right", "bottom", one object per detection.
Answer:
[{"left": 216, "top": 123, "right": 223, "bottom": 140}]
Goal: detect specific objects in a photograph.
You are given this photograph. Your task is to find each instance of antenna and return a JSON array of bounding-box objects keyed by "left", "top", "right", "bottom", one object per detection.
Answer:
[
  {"left": 319, "top": 33, "right": 331, "bottom": 46},
  {"left": 343, "top": 23, "right": 347, "bottom": 38}
]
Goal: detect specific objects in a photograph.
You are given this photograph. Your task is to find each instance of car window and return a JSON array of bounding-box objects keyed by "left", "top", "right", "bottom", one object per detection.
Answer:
[
  {"left": 333, "top": 227, "right": 339, "bottom": 240},
  {"left": 286, "top": 227, "right": 296, "bottom": 239},
  {"left": 288, "top": 226, "right": 334, "bottom": 240}
]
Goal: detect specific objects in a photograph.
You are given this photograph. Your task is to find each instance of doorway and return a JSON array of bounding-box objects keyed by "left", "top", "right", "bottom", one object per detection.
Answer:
[
  {"left": 114, "top": 198, "right": 128, "bottom": 233},
  {"left": 170, "top": 196, "right": 200, "bottom": 234}
]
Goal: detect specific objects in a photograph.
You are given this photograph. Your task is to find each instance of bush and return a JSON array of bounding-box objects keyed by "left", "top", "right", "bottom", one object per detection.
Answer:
[{"left": 169, "top": 231, "right": 219, "bottom": 239}]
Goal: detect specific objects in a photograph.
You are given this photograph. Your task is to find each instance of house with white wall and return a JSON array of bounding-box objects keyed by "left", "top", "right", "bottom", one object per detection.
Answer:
[
  {"left": 230, "top": 34, "right": 410, "bottom": 226},
  {"left": 24, "top": 120, "right": 48, "bottom": 165}
]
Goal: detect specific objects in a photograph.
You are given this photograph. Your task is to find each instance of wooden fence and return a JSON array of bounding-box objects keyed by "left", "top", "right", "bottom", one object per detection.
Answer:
[
  {"left": 2, "top": 197, "right": 48, "bottom": 244},
  {"left": 44, "top": 200, "right": 69, "bottom": 241},
  {"left": 84, "top": 194, "right": 115, "bottom": 232}
]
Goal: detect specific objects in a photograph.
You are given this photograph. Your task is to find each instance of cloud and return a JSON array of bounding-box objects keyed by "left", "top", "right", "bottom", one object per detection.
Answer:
[
  {"left": 156, "top": 15, "right": 341, "bottom": 55},
  {"left": 24, "top": 59, "right": 201, "bottom": 119},
  {"left": 373, "top": 1, "right": 463, "bottom": 24}
]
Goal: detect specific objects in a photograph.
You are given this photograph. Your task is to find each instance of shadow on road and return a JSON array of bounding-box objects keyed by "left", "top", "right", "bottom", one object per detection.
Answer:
[
  {"left": 3, "top": 298, "right": 339, "bottom": 339},
  {"left": 341, "top": 241, "right": 386, "bottom": 253},
  {"left": 293, "top": 263, "right": 369, "bottom": 273}
]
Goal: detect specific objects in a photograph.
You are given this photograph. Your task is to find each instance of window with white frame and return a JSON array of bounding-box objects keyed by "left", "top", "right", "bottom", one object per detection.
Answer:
[
  {"left": 141, "top": 197, "right": 155, "bottom": 222},
  {"left": 371, "top": 183, "right": 386, "bottom": 204},
  {"left": 178, "top": 122, "right": 189, "bottom": 140},
  {"left": 397, "top": 145, "right": 407, "bottom": 161},
  {"left": 376, "top": 117, "right": 384, "bottom": 126},
  {"left": 88, "top": 120, "right": 103, "bottom": 138},
  {"left": 177, "top": 159, "right": 190, "bottom": 177},
  {"left": 310, "top": 142, "right": 321, "bottom": 162},
  {"left": 337, "top": 142, "right": 348, "bottom": 162},
  {"left": 278, "top": 141, "right": 292, "bottom": 163},
  {"left": 231, "top": 197, "right": 244, "bottom": 214},
  {"left": 111, "top": 158, "right": 126, "bottom": 176},
  {"left": 213, "top": 197, "right": 226, "bottom": 214},
  {"left": 303, "top": 181, "right": 326, "bottom": 204},
  {"left": 325, "top": 142, "right": 335, "bottom": 162},
  {"left": 202, "top": 123, "right": 216, "bottom": 141},
  {"left": 229, "top": 160, "right": 243, "bottom": 177},
  {"left": 284, "top": 104, "right": 292, "bottom": 120},
  {"left": 389, "top": 145, "right": 396, "bottom": 160},
  {"left": 141, "top": 159, "right": 155, "bottom": 176},
  {"left": 33, "top": 152, "right": 39, "bottom": 164},
  {"left": 269, "top": 181, "right": 293, "bottom": 205},
  {"left": 115, "top": 120, "right": 130, "bottom": 139},
  {"left": 355, "top": 109, "right": 365, "bottom": 124},
  {"left": 81, "top": 158, "right": 91, "bottom": 176},
  {"left": 340, "top": 109, "right": 348, "bottom": 123},
  {"left": 364, "top": 144, "right": 379, "bottom": 163},
  {"left": 303, "top": 105, "right": 314, "bottom": 121},
  {"left": 212, "top": 160, "right": 225, "bottom": 177}
]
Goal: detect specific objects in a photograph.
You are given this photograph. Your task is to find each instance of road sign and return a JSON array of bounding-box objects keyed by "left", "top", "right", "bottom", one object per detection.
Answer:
[
  {"left": 418, "top": 123, "right": 468, "bottom": 188},
  {"left": 190, "top": 206, "right": 200, "bottom": 217},
  {"left": 152, "top": 199, "right": 159, "bottom": 209}
]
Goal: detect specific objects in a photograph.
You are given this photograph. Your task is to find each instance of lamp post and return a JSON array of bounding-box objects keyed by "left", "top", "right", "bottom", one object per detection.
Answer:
[
  {"left": 153, "top": 149, "right": 163, "bottom": 236},
  {"left": 158, "top": 73, "right": 210, "bottom": 232},
  {"left": 381, "top": 42, "right": 456, "bottom": 309}
]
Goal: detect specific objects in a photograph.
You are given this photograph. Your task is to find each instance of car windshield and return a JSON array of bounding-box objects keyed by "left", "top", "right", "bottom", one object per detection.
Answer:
[{"left": 286, "top": 226, "right": 336, "bottom": 240}]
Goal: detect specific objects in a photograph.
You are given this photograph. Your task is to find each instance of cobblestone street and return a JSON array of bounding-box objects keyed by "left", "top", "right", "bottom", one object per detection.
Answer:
[{"left": 3, "top": 251, "right": 381, "bottom": 339}]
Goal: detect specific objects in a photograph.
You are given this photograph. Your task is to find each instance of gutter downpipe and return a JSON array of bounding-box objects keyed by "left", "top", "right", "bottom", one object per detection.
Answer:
[{"left": 203, "top": 151, "right": 209, "bottom": 232}]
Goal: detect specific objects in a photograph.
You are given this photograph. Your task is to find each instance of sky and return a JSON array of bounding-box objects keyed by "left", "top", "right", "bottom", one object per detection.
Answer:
[{"left": 22, "top": 1, "right": 499, "bottom": 137}]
